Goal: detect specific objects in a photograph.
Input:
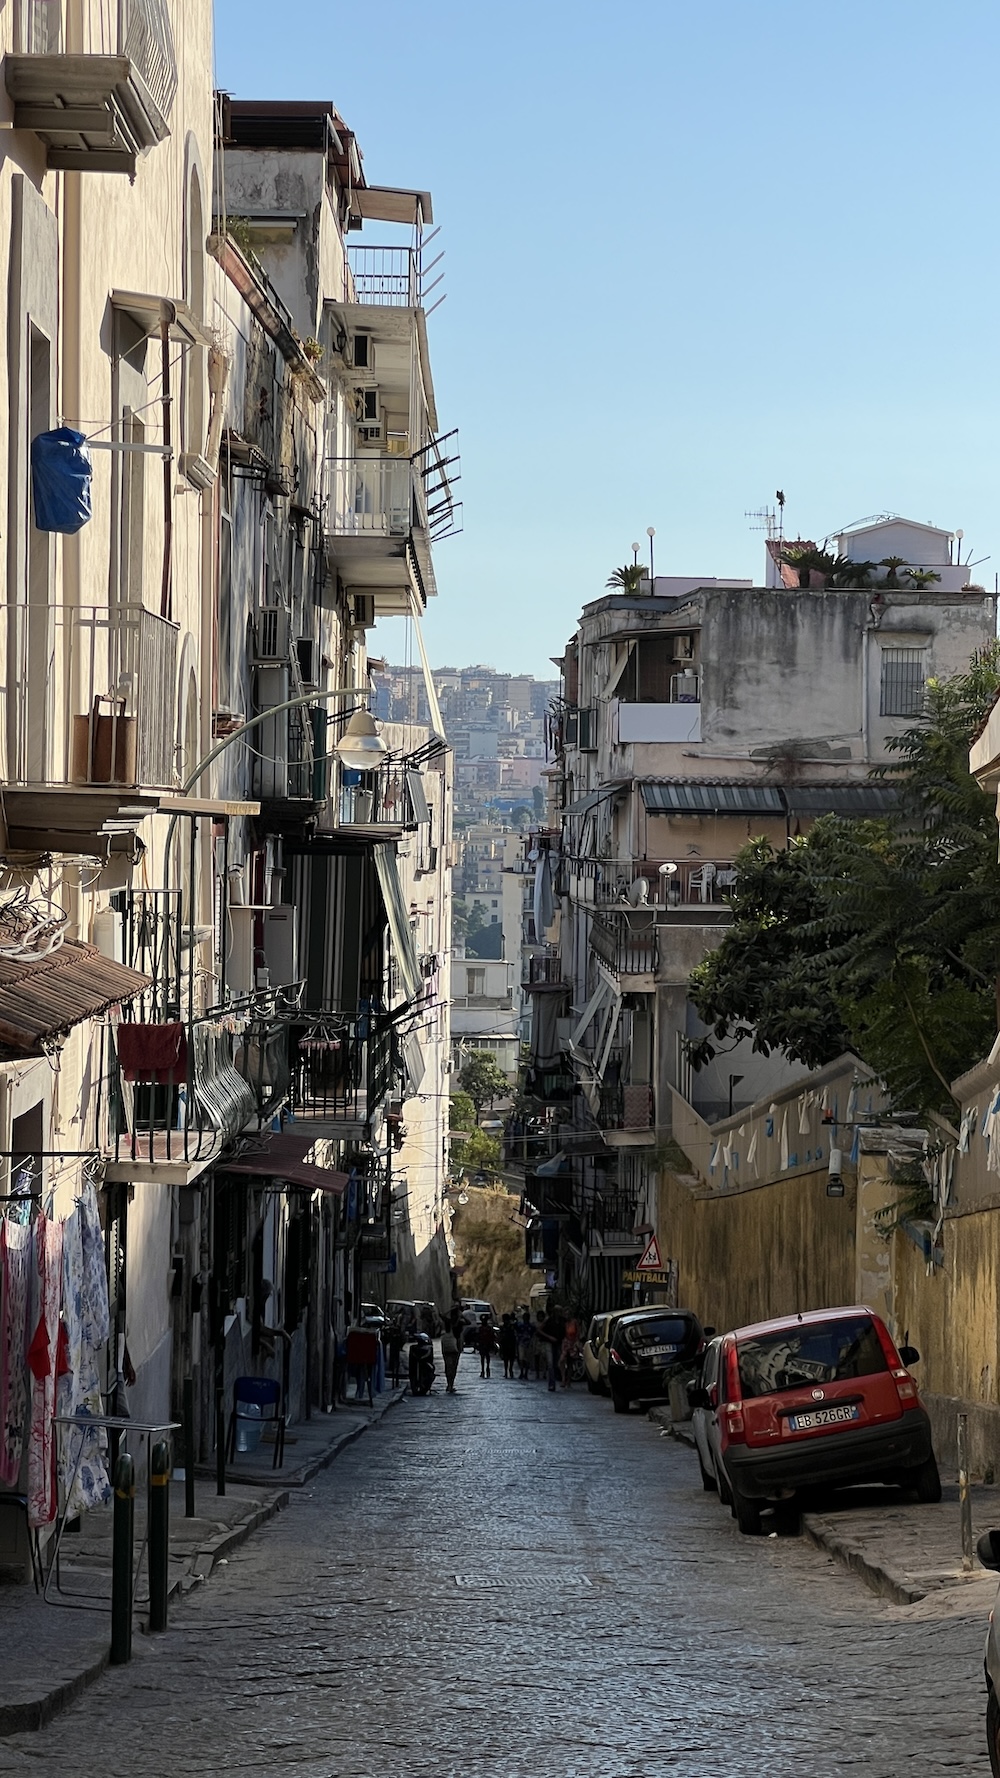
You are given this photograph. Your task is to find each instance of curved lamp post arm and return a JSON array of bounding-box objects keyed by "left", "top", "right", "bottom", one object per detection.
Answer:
[{"left": 162, "top": 684, "right": 368, "bottom": 928}]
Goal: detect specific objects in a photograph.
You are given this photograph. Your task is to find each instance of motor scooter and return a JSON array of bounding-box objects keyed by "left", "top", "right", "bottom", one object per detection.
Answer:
[{"left": 408, "top": 1333, "right": 435, "bottom": 1396}]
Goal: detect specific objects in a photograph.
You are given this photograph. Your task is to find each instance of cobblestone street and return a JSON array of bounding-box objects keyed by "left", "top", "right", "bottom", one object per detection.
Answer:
[{"left": 0, "top": 1378, "right": 991, "bottom": 1776}]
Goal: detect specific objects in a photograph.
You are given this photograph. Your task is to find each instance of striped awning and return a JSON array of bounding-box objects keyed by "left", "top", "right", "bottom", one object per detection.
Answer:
[
  {"left": 0, "top": 941, "right": 150, "bottom": 1057},
  {"left": 641, "top": 782, "right": 785, "bottom": 816},
  {"left": 783, "top": 784, "right": 900, "bottom": 817}
]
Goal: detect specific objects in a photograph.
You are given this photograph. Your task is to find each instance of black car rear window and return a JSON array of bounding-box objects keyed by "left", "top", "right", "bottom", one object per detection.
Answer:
[
  {"left": 737, "top": 1316, "right": 888, "bottom": 1399},
  {"left": 621, "top": 1316, "right": 692, "bottom": 1349}
]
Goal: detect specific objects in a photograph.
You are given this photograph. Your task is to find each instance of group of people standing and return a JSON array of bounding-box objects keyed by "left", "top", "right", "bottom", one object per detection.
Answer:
[{"left": 459, "top": 1306, "right": 581, "bottom": 1391}]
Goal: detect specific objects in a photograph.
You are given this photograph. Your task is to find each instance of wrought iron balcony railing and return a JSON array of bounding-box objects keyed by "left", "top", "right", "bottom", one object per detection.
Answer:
[{"left": 9, "top": 600, "right": 179, "bottom": 790}]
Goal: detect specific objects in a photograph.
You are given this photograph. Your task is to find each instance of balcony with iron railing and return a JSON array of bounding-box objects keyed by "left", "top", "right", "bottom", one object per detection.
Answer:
[
  {"left": 99, "top": 889, "right": 297, "bottom": 1179},
  {"left": 346, "top": 245, "right": 420, "bottom": 308},
  {"left": 568, "top": 857, "right": 738, "bottom": 915},
  {"left": 6, "top": 0, "right": 177, "bottom": 173},
  {"left": 4, "top": 601, "right": 180, "bottom": 852},
  {"left": 290, "top": 1015, "right": 395, "bottom": 1135},
  {"left": 523, "top": 950, "right": 567, "bottom": 991},
  {"left": 598, "top": 1079, "right": 655, "bottom": 1143},
  {"left": 589, "top": 912, "right": 659, "bottom": 978},
  {"left": 334, "top": 762, "right": 417, "bottom": 836}
]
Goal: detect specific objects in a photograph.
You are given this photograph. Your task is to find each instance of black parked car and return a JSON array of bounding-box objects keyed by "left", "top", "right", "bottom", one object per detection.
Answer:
[{"left": 607, "top": 1308, "right": 705, "bottom": 1413}]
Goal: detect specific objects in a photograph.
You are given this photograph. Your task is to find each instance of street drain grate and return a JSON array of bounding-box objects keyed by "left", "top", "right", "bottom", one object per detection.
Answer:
[{"left": 453, "top": 1574, "right": 592, "bottom": 1588}]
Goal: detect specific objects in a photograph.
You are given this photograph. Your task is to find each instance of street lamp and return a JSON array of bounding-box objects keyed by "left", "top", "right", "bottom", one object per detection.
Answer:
[
  {"left": 631, "top": 541, "right": 641, "bottom": 566},
  {"left": 335, "top": 709, "right": 389, "bottom": 771},
  {"left": 647, "top": 526, "right": 656, "bottom": 584}
]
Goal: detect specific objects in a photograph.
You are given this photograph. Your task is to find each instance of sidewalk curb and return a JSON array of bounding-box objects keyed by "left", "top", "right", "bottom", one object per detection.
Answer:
[
  {"left": 799, "top": 1517, "right": 928, "bottom": 1606},
  {"left": 0, "top": 1646, "right": 110, "bottom": 1737},
  {"left": 649, "top": 1401, "right": 927, "bottom": 1603},
  {"left": 0, "top": 1389, "right": 406, "bottom": 1738}
]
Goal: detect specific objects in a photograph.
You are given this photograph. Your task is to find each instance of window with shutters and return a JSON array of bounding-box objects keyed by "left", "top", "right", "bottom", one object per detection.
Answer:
[{"left": 880, "top": 647, "right": 926, "bottom": 717}]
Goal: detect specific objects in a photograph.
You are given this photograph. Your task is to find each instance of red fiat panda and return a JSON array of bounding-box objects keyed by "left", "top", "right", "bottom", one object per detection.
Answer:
[{"left": 716, "top": 1305, "right": 940, "bottom": 1535}]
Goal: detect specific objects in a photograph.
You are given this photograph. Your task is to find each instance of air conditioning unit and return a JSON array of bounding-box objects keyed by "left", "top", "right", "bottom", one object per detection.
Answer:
[
  {"left": 351, "top": 593, "right": 376, "bottom": 629},
  {"left": 357, "top": 418, "right": 385, "bottom": 446},
  {"left": 253, "top": 608, "right": 289, "bottom": 663},
  {"left": 672, "top": 635, "right": 695, "bottom": 661},
  {"left": 351, "top": 333, "right": 373, "bottom": 370}
]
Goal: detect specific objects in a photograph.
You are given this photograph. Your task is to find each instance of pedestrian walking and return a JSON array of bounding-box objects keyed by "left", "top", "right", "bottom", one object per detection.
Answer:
[
  {"left": 541, "top": 1305, "right": 566, "bottom": 1392},
  {"left": 440, "top": 1322, "right": 461, "bottom": 1393},
  {"left": 515, "top": 1309, "right": 534, "bottom": 1379},
  {"left": 476, "top": 1314, "right": 496, "bottom": 1379},
  {"left": 560, "top": 1315, "right": 581, "bottom": 1389},
  {"left": 498, "top": 1312, "right": 518, "bottom": 1379}
]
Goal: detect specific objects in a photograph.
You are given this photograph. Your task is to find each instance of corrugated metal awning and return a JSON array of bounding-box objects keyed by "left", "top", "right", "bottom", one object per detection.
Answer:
[
  {"left": 562, "top": 783, "right": 627, "bottom": 817},
  {"left": 224, "top": 1133, "right": 349, "bottom": 1195},
  {"left": 641, "top": 782, "right": 785, "bottom": 816},
  {"left": 0, "top": 940, "right": 150, "bottom": 1056},
  {"left": 784, "top": 785, "right": 900, "bottom": 816}
]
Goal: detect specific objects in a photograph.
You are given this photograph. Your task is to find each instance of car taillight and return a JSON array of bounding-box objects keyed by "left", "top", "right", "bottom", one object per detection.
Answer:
[
  {"left": 724, "top": 1405, "right": 746, "bottom": 1441},
  {"left": 872, "top": 1317, "right": 919, "bottom": 1409},
  {"left": 609, "top": 1348, "right": 623, "bottom": 1366},
  {"left": 722, "top": 1342, "right": 746, "bottom": 1441}
]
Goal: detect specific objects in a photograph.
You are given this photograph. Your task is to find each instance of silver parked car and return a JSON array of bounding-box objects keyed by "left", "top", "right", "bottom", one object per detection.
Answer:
[{"left": 687, "top": 1335, "right": 731, "bottom": 1504}]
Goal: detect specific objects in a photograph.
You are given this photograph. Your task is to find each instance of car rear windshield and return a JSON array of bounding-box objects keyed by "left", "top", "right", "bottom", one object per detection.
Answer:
[
  {"left": 737, "top": 1316, "right": 888, "bottom": 1399},
  {"left": 621, "top": 1316, "right": 691, "bottom": 1349}
]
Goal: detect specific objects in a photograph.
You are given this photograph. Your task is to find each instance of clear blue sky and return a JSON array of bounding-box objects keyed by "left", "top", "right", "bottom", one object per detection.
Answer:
[{"left": 215, "top": 0, "right": 1000, "bottom": 678}]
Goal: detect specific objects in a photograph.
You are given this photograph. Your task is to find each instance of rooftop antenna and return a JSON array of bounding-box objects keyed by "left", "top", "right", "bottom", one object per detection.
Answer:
[{"left": 745, "top": 500, "right": 781, "bottom": 542}]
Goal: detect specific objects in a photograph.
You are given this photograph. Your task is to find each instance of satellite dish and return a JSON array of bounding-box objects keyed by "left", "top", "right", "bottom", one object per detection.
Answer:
[{"left": 626, "top": 877, "right": 649, "bottom": 906}]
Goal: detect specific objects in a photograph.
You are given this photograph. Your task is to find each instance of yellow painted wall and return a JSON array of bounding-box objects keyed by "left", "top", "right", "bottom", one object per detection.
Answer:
[{"left": 658, "top": 1164, "right": 856, "bottom": 1332}]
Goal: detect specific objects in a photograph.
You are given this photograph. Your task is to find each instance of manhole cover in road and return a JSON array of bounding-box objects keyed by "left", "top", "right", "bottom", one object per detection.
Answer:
[{"left": 453, "top": 1574, "right": 592, "bottom": 1588}]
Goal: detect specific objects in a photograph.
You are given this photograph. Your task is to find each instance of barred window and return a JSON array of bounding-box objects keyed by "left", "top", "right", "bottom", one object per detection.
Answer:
[{"left": 880, "top": 647, "right": 926, "bottom": 718}]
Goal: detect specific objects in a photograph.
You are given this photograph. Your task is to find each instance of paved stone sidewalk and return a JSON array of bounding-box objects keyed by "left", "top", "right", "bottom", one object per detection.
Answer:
[
  {"left": 0, "top": 1389, "right": 404, "bottom": 1733},
  {"left": 659, "top": 1406, "right": 1000, "bottom": 1607}
]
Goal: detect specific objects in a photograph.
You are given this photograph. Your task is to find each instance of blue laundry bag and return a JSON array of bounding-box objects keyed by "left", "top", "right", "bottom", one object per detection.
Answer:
[{"left": 30, "top": 427, "right": 93, "bottom": 533}]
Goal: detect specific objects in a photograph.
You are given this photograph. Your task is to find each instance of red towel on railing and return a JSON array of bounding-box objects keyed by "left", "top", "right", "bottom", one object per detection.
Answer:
[{"left": 117, "top": 1022, "right": 188, "bottom": 1083}]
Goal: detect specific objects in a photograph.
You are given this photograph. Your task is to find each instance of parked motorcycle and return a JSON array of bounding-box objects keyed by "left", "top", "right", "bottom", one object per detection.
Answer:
[{"left": 408, "top": 1333, "right": 436, "bottom": 1396}]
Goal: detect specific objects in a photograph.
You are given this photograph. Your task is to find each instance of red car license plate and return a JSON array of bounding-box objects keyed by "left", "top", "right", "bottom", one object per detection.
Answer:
[{"left": 787, "top": 1404, "right": 859, "bottom": 1431}]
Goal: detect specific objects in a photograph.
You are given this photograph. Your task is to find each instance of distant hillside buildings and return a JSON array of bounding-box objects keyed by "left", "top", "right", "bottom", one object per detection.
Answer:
[{"left": 373, "top": 663, "right": 558, "bottom": 824}]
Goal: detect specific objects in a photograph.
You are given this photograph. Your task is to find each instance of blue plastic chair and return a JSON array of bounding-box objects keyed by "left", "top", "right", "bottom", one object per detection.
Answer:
[{"left": 226, "top": 1376, "right": 286, "bottom": 1468}]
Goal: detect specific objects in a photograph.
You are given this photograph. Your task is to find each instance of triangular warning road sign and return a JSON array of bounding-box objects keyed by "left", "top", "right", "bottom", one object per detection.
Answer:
[{"left": 636, "top": 1233, "right": 662, "bottom": 1272}]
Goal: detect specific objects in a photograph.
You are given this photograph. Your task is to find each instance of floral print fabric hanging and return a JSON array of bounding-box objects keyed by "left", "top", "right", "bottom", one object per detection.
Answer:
[{"left": 57, "top": 1187, "right": 111, "bottom": 1517}]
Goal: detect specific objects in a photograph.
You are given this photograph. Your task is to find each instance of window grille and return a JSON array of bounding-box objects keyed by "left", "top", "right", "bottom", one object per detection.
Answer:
[{"left": 880, "top": 648, "right": 926, "bottom": 718}]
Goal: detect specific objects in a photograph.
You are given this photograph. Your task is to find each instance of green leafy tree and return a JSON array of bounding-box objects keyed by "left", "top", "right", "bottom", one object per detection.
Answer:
[
  {"left": 449, "top": 1091, "right": 477, "bottom": 1132},
  {"left": 458, "top": 1051, "right": 509, "bottom": 1112},
  {"left": 466, "top": 902, "right": 488, "bottom": 941},
  {"left": 461, "top": 1127, "right": 502, "bottom": 1174},
  {"left": 689, "top": 647, "right": 1000, "bottom": 1116}
]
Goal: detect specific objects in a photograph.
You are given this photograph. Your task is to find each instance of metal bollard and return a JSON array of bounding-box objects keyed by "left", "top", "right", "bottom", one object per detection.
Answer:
[
  {"left": 149, "top": 1440, "right": 170, "bottom": 1632},
  {"left": 958, "top": 1413, "right": 974, "bottom": 1572},
  {"left": 215, "top": 1386, "right": 226, "bottom": 1498},
  {"left": 183, "top": 1376, "right": 196, "bottom": 1519},
  {"left": 110, "top": 1451, "right": 135, "bottom": 1665}
]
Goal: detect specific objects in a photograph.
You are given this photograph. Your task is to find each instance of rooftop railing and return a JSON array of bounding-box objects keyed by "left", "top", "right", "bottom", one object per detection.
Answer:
[{"left": 346, "top": 245, "right": 419, "bottom": 308}]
